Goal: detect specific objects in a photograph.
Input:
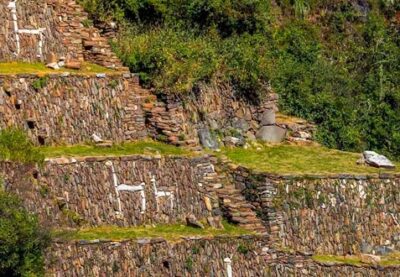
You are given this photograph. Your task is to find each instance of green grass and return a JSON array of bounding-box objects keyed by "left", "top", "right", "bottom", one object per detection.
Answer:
[
  {"left": 39, "top": 140, "right": 194, "bottom": 158},
  {"left": 313, "top": 255, "right": 363, "bottom": 266},
  {"left": 313, "top": 254, "right": 400, "bottom": 267},
  {"left": 218, "top": 144, "right": 400, "bottom": 175},
  {"left": 52, "top": 221, "right": 253, "bottom": 242},
  {"left": 0, "top": 62, "right": 118, "bottom": 75}
]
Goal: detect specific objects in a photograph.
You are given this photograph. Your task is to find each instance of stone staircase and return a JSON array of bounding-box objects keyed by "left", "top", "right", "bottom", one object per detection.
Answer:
[
  {"left": 216, "top": 182, "right": 267, "bottom": 234},
  {"left": 122, "top": 77, "right": 149, "bottom": 140}
]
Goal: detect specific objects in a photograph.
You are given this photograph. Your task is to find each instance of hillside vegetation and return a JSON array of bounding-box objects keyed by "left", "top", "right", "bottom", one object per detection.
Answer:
[{"left": 80, "top": 0, "right": 400, "bottom": 159}]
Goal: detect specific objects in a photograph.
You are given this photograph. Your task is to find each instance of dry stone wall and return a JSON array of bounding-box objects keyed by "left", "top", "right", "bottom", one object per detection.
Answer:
[
  {"left": 0, "top": 0, "right": 124, "bottom": 69},
  {"left": 144, "top": 82, "right": 315, "bottom": 149},
  {"left": 233, "top": 167, "right": 400, "bottom": 255},
  {"left": 0, "top": 74, "right": 148, "bottom": 145},
  {"left": 46, "top": 236, "right": 400, "bottom": 276},
  {"left": 144, "top": 82, "right": 282, "bottom": 148},
  {"left": 0, "top": 155, "right": 222, "bottom": 228}
]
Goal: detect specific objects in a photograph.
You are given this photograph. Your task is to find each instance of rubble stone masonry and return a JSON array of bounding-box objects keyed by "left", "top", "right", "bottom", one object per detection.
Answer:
[
  {"left": 0, "top": 0, "right": 124, "bottom": 69},
  {"left": 46, "top": 236, "right": 400, "bottom": 276},
  {"left": 0, "top": 74, "right": 148, "bottom": 145},
  {"left": 0, "top": 155, "right": 222, "bottom": 228},
  {"left": 233, "top": 167, "right": 400, "bottom": 255}
]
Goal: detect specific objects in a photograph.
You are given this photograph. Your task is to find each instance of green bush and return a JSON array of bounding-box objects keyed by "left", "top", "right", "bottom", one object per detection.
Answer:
[
  {"left": 80, "top": 0, "right": 270, "bottom": 35},
  {"left": 81, "top": 1, "right": 400, "bottom": 159},
  {"left": 0, "top": 191, "right": 50, "bottom": 276},
  {"left": 0, "top": 128, "right": 44, "bottom": 164}
]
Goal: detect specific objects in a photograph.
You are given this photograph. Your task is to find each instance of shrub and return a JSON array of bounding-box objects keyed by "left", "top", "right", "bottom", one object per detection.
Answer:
[
  {"left": 0, "top": 128, "right": 44, "bottom": 164},
  {"left": 31, "top": 77, "right": 48, "bottom": 91},
  {"left": 82, "top": 1, "right": 400, "bottom": 159},
  {"left": 0, "top": 191, "right": 50, "bottom": 276}
]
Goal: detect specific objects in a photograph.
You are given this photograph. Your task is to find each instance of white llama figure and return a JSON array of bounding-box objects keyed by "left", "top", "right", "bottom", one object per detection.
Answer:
[
  {"left": 7, "top": 1, "right": 46, "bottom": 59},
  {"left": 105, "top": 161, "right": 146, "bottom": 214},
  {"left": 150, "top": 174, "right": 174, "bottom": 212}
]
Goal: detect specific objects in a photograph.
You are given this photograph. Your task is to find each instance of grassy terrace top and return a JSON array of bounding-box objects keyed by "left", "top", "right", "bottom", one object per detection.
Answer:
[
  {"left": 53, "top": 222, "right": 252, "bottom": 242},
  {"left": 0, "top": 62, "right": 121, "bottom": 76},
  {"left": 218, "top": 144, "right": 400, "bottom": 175},
  {"left": 37, "top": 141, "right": 400, "bottom": 175},
  {"left": 39, "top": 141, "right": 194, "bottom": 158},
  {"left": 313, "top": 254, "right": 400, "bottom": 267}
]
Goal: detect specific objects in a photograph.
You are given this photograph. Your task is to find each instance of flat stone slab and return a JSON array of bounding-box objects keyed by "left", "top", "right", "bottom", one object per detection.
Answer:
[
  {"left": 256, "top": 126, "right": 286, "bottom": 143},
  {"left": 363, "top": 151, "right": 395, "bottom": 169}
]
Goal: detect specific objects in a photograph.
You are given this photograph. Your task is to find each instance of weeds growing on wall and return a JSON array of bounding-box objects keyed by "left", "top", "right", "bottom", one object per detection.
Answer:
[
  {"left": 0, "top": 128, "right": 44, "bottom": 164},
  {"left": 80, "top": 0, "right": 400, "bottom": 159}
]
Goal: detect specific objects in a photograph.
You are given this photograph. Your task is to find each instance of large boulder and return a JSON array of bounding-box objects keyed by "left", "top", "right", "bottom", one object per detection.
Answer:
[
  {"left": 363, "top": 151, "right": 395, "bottom": 169},
  {"left": 256, "top": 126, "right": 286, "bottom": 143}
]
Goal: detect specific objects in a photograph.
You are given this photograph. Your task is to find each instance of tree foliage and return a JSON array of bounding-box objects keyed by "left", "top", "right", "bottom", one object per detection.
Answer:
[
  {"left": 0, "top": 191, "right": 50, "bottom": 276},
  {"left": 81, "top": 0, "right": 400, "bottom": 159}
]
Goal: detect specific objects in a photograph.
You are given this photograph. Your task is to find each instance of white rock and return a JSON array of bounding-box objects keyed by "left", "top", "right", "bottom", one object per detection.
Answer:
[
  {"left": 363, "top": 151, "right": 395, "bottom": 169},
  {"left": 46, "top": 62, "right": 60, "bottom": 70},
  {"left": 91, "top": 133, "right": 103, "bottom": 143}
]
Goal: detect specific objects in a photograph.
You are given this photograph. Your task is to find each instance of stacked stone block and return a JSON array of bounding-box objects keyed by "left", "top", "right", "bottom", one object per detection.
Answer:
[
  {"left": 233, "top": 167, "right": 400, "bottom": 255},
  {"left": 0, "top": 74, "right": 147, "bottom": 145},
  {"left": 46, "top": 236, "right": 400, "bottom": 276},
  {"left": 0, "top": 155, "right": 222, "bottom": 228},
  {"left": 0, "top": 0, "right": 125, "bottom": 69}
]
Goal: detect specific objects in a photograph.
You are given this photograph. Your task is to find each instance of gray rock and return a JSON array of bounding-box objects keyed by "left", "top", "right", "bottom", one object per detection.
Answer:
[
  {"left": 208, "top": 119, "right": 219, "bottom": 130},
  {"left": 207, "top": 216, "right": 224, "bottom": 229},
  {"left": 374, "top": 245, "right": 393, "bottom": 256},
  {"left": 361, "top": 241, "right": 373, "bottom": 254},
  {"left": 245, "top": 131, "right": 256, "bottom": 141},
  {"left": 363, "top": 151, "right": 395, "bottom": 169},
  {"left": 232, "top": 118, "right": 250, "bottom": 132},
  {"left": 256, "top": 126, "right": 286, "bottom": 143},
  {"left": 224, "top": 136, "right": 244, "bottom": 147},
  {"left": 198, "top": 128, "right": 219, "bottom": 149},
  {"left": 186, "top": 214, "right": 204, "bottom": 229},
  {"left": 96, "top": 73, "right": 106, "bottom": 78},
  {"left": 224, "top": 136, "right": 240, "bottom": 145},
  {"left": 260, "top": 109, "right": 276, "bottom": 126}
]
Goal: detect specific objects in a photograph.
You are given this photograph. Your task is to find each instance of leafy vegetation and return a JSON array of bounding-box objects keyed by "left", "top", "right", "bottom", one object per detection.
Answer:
[
  {"left": 218, "top": 143, "right": 400, "bottom": 175},
  {"left": 39, "top": 140, "right": 194, "bottom": 158},
  {"left": 52, "top": 221, "right": 252, "bottom": 242},
  {"left": 80, "top": 0, "right": 400, "bottom": 159},
  {"left": 0, "top": 191, "right": 50, "bottom": 276},
  {"left": 0, "top": 128, "right": 44, "bottom": 164}
]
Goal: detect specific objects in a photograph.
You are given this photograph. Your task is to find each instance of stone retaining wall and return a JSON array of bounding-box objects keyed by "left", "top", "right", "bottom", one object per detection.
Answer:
[
  {"left": 144, "top": 82, "right": 281, "bottom": 148},
  {"left": 0, "top": 155, "right": 221, "bottom": 228},
  {"left": 0, "top": 0, "right": 124, "bottom": 69},
  {"left": 0, "top": 74, "right": 148, "bottom": 145},
  {"left": 144, "top": 82, "right": 315, "bottom": 149},
  {"left": 233, "top": 168, "right": 400, "bottom": 255},
  {"left": 45, "top": 236, "right": 400, "bottom": 276}
]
